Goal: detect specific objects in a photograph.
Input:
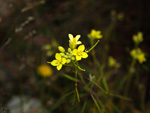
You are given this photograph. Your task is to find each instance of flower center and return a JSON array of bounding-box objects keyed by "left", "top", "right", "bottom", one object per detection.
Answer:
[
  {"left": 57, "top": 59, "right": 62, "bottom": 64},
  {"left": 77, "top": 51, "right": 82, "bottom": 56},
  {"left": 73, "top": 38, "right": 76, "bottom": 42}
]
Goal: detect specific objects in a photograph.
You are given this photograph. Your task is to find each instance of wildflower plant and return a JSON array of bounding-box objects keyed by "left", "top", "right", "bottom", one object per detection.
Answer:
[
  {"left": 124, "top": 32, "right": 146, "bottom": 96},
  {"left": 47, "top": 33, "right": 100, "bottom": 102},
  {"left": 47, "top": 31, "right": 133, "bottom": 112}
]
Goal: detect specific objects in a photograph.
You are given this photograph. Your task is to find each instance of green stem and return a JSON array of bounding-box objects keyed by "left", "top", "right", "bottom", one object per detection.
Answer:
[
  {"left": 87, "top": 40, "right": 100, "bottom": 53},
  {"left": 124, "top": 58, "right": 136, "bottom": 96},
  {"left": 75, "top": 68, "right": 80, "bottom": 102},
  {"left": 72, "top": 61, "right": 81, "bottom": 102},
  {"left": 72, "top": 61, "right": 86, "bottom": 84}
]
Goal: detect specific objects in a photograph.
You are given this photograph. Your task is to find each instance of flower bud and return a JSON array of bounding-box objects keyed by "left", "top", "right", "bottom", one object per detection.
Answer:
[{"left": 58, "top": 46, "right": 65, "bottom": 52}]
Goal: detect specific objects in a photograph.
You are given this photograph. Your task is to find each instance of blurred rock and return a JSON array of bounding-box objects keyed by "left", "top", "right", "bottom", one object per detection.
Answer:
[{"left": 7, "top": 96, "right": 43, "bottom": 113}]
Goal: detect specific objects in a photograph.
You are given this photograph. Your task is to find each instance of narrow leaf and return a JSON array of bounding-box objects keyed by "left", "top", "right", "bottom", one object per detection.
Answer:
[
  {"left": 75, "top": 87, "right": 80, "bottom": 102},
  {"left": 63, "top": 74, "right": 79, "bottom": 82},
  {"left": 91, "top": 94, "right": 101, "bottom": 113},
  {"left": 102, "top": 78, "right": 109, "bottom": 92}
]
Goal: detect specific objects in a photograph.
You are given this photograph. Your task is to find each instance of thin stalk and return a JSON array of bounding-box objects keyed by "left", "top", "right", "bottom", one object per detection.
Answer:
[
  {"left": 72, "top": 61, "right": 86, "bottom": 84},
  {"left": 124, "top": 59, "right": 136, "bottom": 96},
  {"left": 87, "top": 40, "right": 100, "bottom": 53},
  {"left": 72, "top": 61, "right": 81, "bottom": 102},
  {"left": 75, "top": 69, "right": 80, "bottom": 102}
]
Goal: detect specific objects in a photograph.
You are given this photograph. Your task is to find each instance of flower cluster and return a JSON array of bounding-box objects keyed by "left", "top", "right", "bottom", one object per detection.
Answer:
[
  {"left": 130, "top": 48, "right": 146, "bottom": 64},
  {"left": 130, "top": 32, "right": 146, "bottom": 64},
  {"left": 48, "top": 34, "right": 88, "bottom": 70}
]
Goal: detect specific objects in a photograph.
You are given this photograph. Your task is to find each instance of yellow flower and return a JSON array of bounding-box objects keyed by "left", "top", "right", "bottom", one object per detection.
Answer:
[
  {"left": 49, "top": 53, "right": 66, "bottom": 70},
  {"left": 133, "top": 32, "right": 143, "bottom": 44},
  {"left": 68, "top": 34, "right": 82, "bottom": 49},
  {"left": 108, "top": 56, "right": 116, "bottom": 67},
  {"left": 87, "top": 29, "right": 102, "bottom": 39},
  {"left": 130, "top": 48, "right": 146, "bottom": 64},
  {"left": 37, "top": 65, "right": 53, "bottom": 77},
  {"left": 117, "top": 13, "right": 124, "bottom": 20},
  {"left": 43, "top": 44, "right": 51, "bottom": 50},
  {"left": 138, "top": 54, "right": 146, "bottom": 64},
  {"left": 108, "top": 56, "right": 120, "bottom": 68},
  {"left": 72, "top": 45, "right": 88, "bottom": 61}
]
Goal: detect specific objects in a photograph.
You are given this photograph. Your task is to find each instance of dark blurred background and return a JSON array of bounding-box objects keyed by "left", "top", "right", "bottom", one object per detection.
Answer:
[{"left": 0, "top": 0, "right": 150, "bottom": 112}]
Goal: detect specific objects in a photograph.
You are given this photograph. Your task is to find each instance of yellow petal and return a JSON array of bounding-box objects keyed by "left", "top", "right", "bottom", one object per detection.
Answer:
[
  {"left": 68, "top": 34, "right": 73, "bottom": 41},
  {"left": 138, "top": 54, "right": 146, "bottom": 64},
  {"left": 78, "top": 45, "right": 85, "bottom": 51},
  {"left": 91, "top": 29, "right": 95, "bottom": 33},
  {"left": 55, "top": 53, "right": 61, "bottom": 60},
  {"left": 82, "top": 52, "right": 88, "bottom": 58},
  {"left": 72, "top": 49, "right": 78, "bottom": 55},
  {"left": 97, "top": 35, "right": 102, "bottom": 39},
  {"left": 51, "top": 60, "right": 58, "bottom": 66},
  {"left": 75, "top": 35, "right": 81, "bottom": 41},
  {"left": 57, "top": 64, "right": 62, "bottom": 70},
  {"left": 62, "top": 58, "right": 66, "bottom": 64},
  {"left": 68, "top": 48, "right": 71, "bottom": 52},
  {"left": 130, "top": 49, "right": 136, "bottom": 58},
  {"left": 76, "top": 41, "right": 82, "bottom": 44},
  {"left": 133, "top": 35, "right": 137, "bottom": 43},
  {"left": 96, "top": 31, "right": 100, "bottom": 35},
  {"left": 76, "top": 55, "right": 81, "bottom": 61}
]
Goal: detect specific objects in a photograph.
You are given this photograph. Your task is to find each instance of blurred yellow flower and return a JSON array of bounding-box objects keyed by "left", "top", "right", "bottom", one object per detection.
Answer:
[
  {"left": 48, "top": 53, "right": 66, "bottom": 70},
  {"left": 87, "top": 29, "right": 102, "bottom": 39},
  {"left": 72, "top": 45, "right": 88, "bottom": 61},
  {"left": 117, "top": 13, "right": 124, "bottom": 20},
  {"left": 130, "top": 48, "right": 146, "bottom": 64},
  {"left": 42, "top": 44, "right": 51, "bottom": 50},
  {"left": 138, "top": 54, "right": 146, "bottom": 64},
  {"left": 133, "top": 32, "right": 143, "bottom": 44},
  {"left": 68, "top": 34, "right": 82, "bottom": 49},
  {"left": 108, "top": 56, "right": 120, "bottom": 68},
  {"left": 37, "top": 65, "right": 53, "bottom": 77}
]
